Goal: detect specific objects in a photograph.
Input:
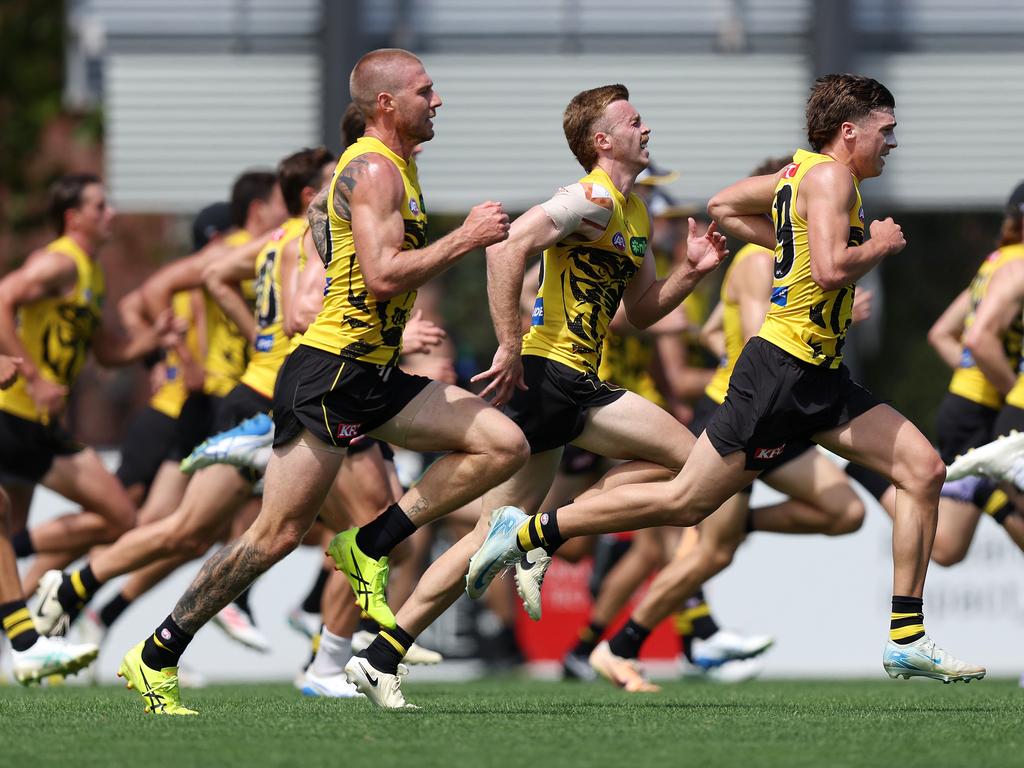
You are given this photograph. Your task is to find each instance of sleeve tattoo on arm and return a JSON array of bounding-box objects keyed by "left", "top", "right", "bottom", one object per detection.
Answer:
[{"left": 308, "top": 157, "right": 372, "bottom": 268}]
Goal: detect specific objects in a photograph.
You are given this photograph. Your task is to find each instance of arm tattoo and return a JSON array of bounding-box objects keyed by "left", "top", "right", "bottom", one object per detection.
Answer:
[
  {"left": 170, "top": 538, "right": 274, "bottom": 634},
  {"left": 405, "top": 496, "right": 431, "bottom": 524},
  {"left": 333, "top": 156, "right": 370, "bottom": 221},
  {"left": 308, "top": 187, "right": 330, "bottom": 265}
]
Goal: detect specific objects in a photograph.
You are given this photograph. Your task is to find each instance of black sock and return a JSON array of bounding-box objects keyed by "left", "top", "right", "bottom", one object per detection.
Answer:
[
  {"left": 1, "top": 600, "right": 40, "bottom": 652},
  {"left": 142, "top": 615, "right": 194, "bottom": 669},
  {"left": 516, "top": 509, "right": 564, "bottom": 552},
  {"left": 301, "top": 568, "right": 330, "bottom": 614},
  {"left": 890, "top": 595, "right": 925, "bottom": 645},
  {"left": 687, "top": 590, "right": 720, "bottom": 640},
  {"left": 607, "top": 619, "right": 651, "bottom": 660},
  {"left": 363, "top": 624, "right": 414, "bottom": 675},
  {"left": 355, "top": 504, "right": 416, "bottom": 560},
  {"left": 233, "top": 586, "right": 253, "bottom": 615},
  {"left": 358, "top": 615, "right": 380, "bottom": 634},
  {"left": 10, "top": 529, "right": 34, "bottom": 558},
  {"left": 98, "top": 592, "right": 133, "bottom": 628},
  {"left": 57, "top": 564, "right": 102, "bottom": 616},
  {"left": 571, "top": 621, "right": 605, "bottom": 657}
]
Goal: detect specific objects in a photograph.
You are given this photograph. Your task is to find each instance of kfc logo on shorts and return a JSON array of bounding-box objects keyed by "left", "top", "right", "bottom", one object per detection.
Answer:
[
  {"left": 336, "top": 423, "right": 361, "bottom": 439},
  {"left": 754, "top": 444, "right": 786, "bottom": 460},
  {"left": 612, "top": 232, "right": 626, "bottom": 251}
]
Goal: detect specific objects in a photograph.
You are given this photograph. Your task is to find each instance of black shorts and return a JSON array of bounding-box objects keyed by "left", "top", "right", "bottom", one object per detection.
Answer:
[
  {"left": 347, "top": 437, "right": 395, "bottom": 462},
  {"left": 272, "top": 345, "right": 431, "bottom": 449},
  {"left": 502, "top": 355, "right": 627, "bottom": 454},
  {"left": 0, "top": 410, "right": 82, "bottom": 484},
  {"left": 212, "top": 384, "right": 272, "bottom": 436},
  {"left": 934, "top": 392, "right": 999, "bottom": 465},
  {"left": 706, "top": 337, "right": 881, "bottom": 472},
  {"left": 176, "top": 391, "right": 224, "bottom": 457},
  {"left": 116, "top": 406, "right": 179, "bottom": 489},
  {"left": 689, "top": 393, "right": 720, "bottom": 437},
  {"left": 994, "top": 403, "right": 1024, "bottom": 439}
]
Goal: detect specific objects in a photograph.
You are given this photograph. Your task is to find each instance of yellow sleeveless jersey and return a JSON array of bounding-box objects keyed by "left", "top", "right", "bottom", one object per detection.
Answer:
[
  {"left": 149, "top": 291, "right": 201, "bottom": 418},
  {"left": 240, "top": 217, "right": 306, "bottom": 398},
  {"left": 598, "top": 331, "right": 662, "bottom": 405},
  {"left": 758, "top": 149, "right": 864, "bottom": 368},
  {"left": 705, "top": 243, "right": 772, "bottom": 404},
  {"left": 523, "top": 167, "right": 650, "bottom": 375},
  {"left": 949, "top": 244, "right": 1024, "bottom": 409},
  {"left": 1006, "top": 360, "right": 1024, "bottom": 410},
  {"left": 202, "top": 229, "right": 254, "bottom": 397},
  {"left": 0, "top": 236, "right": 105, "bottom": 423},
  {"left": 302, "top": 136, "right": 427, "bottom": 366}
]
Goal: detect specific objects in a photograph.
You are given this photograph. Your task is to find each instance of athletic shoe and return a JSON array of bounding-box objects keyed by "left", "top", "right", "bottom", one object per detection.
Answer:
[
  {"left": 946, "top": 429, "right": 1024, "bottom": 488},
  {"left": 212, "top": 603, "right": 271, "bottom": 653},
  {"left": 588, "top": 641, "right": 661, "bottom": 693},
  {"left": 882, "top": 635, "right": 986, "bottom": 683},
  {"left": 299, "top": 669, "right": 365, "bottom": 698},
  {"left": 11, "top": 636, "right": 98, "bottom": 685},
  {"left": 690, "top": 629, "right": 774, "bottom": 669},
  {"left": 344, "top": 653, "right": 417, "bottom": 709},
  {"left": 562, "top": 650, "right": 598, "bottom": 681},
  {"left": 514, "top": 547, "right": 551, "bottom": 621},
  {"left": 287, "top": 607, "right": 322, "bottom": 639},
  {"left": 706, "top": 657, "right": 765, "bottom": 683},
  {"left": 180, "top": 413, "right": 274, "bottom": 474},
  {"left": 29, "top": 569, "right": 70, "bottom": 637},
  {"left": 117, "top": 641, "right": 197, "bottom": 715},
  {"left": 327, "top": 529, "right": 395, "bottom": 629},
  {"left": 465, "top": 506, "right": 528, "bottom": 600},
  {"left": 351, "top": 630, "right": 443, "bottom": 665}
]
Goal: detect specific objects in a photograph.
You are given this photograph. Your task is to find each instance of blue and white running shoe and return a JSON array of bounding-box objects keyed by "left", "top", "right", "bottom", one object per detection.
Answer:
[
  {"left": 180, "top": 413, "right": 274, "bottom": 474},
  {"left": 883, "top": 634, "right": 985, "bottom": 683},
  {"left": 465, "top": 506, "right": 528, "bottom": 599}
]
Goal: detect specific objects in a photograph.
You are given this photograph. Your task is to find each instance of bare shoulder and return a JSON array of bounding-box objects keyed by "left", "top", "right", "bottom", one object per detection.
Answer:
[{"left": 802, "top": 161, "right": 856, "bottom": 204}]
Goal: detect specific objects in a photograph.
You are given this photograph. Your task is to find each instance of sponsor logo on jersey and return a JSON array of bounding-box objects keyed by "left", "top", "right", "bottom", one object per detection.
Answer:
[
  {"left": 612, "top": 232, "right": 626, "bottom": 251},
  {"left": 783, "top": 163, "right": 799, "bottom": 179},
  {"left": 754, "top": 444, "right": 785, "bottom": 460},
  {"left": 959, "top": 348, "right": 975, "bottom": 369},
  {"left": 255, "top": 333, "right": 274, "bottom": 352},
  {"left": 858, "top": 206, "right": 865, "bottom": 223},
  {"left": 409, "top": 198, "right": 420, "bottom": 216},
  {"left": 531, "top": 297, "right": 544, "bottom": 326},
  {"left": 770, "top": 286, "right": 789, "bottom": 307},
  {"left": 629, "top": 236, "right": 648, "bottom": 257},
  {"left": 336, "top": 422, "right": 361, "bottom": 438}
]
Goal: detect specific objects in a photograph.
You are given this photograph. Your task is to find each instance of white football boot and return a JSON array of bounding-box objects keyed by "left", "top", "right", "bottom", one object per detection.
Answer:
[
  {"left": 946, "top": 429, "right": 1024, "bottom": 488},
  {"left": 29, "top": 570, "right": 70, "bottom": 637},
  {"left": 691, "top": 629, "right": 774, "bottom": 669},
  {"left": 12, "top": 636, "right": 98, "bottom": 685},
  {"left": 883, "top": 635, "right": 986, "bottom": 683},
  {"left": 514, "top": 548, "right": 552, "bottom": 621},
  {"left": 180, "top": 413, "right": 274, "bottom": 474},
  {"left": 466, "top": 506, "right": 528, "bottom": 599},
  {"left": 212, "top": 603, "right": 271, "bottom": 653},
  {"left": 344, "top": 654, "right": 417, "bottom": 709},
  {"left": 299, "top": 669, "right": 365, "bottom": 698}
]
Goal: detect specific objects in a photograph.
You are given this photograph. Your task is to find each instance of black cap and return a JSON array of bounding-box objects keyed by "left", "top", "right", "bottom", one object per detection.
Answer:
[
  {"left": 192, "top": 201, "right": 233, "bottom": 251},
  {"left": 1007, "top": 181, "right": 1024, "bottom": 216}
]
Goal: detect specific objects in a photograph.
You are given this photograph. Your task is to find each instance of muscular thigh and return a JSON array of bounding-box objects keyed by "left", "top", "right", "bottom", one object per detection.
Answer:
[
  {"left": 43, "top": 448, "right": 133, "bottom": 515},
  {"left": 370, "top": 380, "right": 519, "bottom": 455},
  {"left": 574, "top": 391, "right": 693, "bottom": 470},
  {"left": 813, "top": 403, "right": 934, "bottom": 481},
  {"left": 763, "top": 447, "right": 855, "bottom": 506}
]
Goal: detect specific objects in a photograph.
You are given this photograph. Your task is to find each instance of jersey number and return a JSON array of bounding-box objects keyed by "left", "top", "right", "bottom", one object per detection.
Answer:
[
  {"left": 773, "top": 185, "right": 796, "bottom": 279},
  {"left": 255, "top": 250, "right": 278, "bottom": 329}
]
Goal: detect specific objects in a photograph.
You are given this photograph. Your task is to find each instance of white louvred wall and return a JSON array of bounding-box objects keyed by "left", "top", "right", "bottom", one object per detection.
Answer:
[{"left": 105, "top": 54, "right": 321, "bottom": 212}]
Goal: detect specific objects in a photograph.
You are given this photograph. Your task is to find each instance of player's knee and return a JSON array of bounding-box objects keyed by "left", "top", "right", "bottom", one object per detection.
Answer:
[
  {"left": 262, "top": 521, "right": 305, "bottom": 562},
  {"left": 489, "top": 424, "right": 530, "bottom": 474},
  {"left": 931, "top": 538, "right": 967, "bottom": 568},
  {"left": 895, "top": 447, "right": 946, "bottom": 500},
  {"left": 828, "top": 495, "right": 866, "bottom": 535},
  {"left": 703, "top": 545, "right": 734, "bottom": 575}
]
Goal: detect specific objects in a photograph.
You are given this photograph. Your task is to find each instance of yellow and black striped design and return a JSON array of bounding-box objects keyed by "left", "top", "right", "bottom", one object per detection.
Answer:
[
  {"left": 758, "top": 149, "right": 863, "bottom": 369},
  {"left": 302, "top": 136, "right": 427, "bottom": 367},
  {"left": 240, "top": 217, "right": 307, "bottom": 398},
  {"left": 705, "top": 243, "right": 772, "bottom": 404},
  {"left": 889, "top": 611, "right": 925, "bottom": 644},
  {"left": 203, "top": 228, "right": 255, "bottom": 398},
  {"left": 378, "top": 628, "right": 410, "bottom": 657},
  {"left": 0, "top": 235, "right": 105, "bottom": 423},
  {"left": 523, "top": 167, "right": 650, "bottom": 376},
  {"left": 950, "top": 243, "right": 1024, "bottom": 409},
  {"left": 2, "top": 606, "right": 35, "bottom": 642}
]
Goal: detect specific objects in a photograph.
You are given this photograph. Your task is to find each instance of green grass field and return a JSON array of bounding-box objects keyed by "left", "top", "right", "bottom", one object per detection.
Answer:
[{"left": 1, "top": 678, "right": 1021, "bottom": 768}]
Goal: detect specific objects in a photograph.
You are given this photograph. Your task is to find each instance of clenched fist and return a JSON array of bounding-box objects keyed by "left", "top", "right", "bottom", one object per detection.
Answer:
[
  {"left": 869, "top": 217, "right": 906, "bottom": 257},
  {"left": 462, "top": 201, "right": 510, "bottom": 250}
]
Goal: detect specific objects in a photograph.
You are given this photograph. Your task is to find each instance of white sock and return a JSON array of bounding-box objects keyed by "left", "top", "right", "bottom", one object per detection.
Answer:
[{"left": 309, "top": 627, "right": 352, "bottom": 678}]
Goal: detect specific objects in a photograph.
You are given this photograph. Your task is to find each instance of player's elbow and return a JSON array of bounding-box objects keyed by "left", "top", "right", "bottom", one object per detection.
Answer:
[
  {"left": 961, "top": 327, "right": 985, "bottom": 356},
  {"left": 364, "top": 274, "right": 401, "bottom": 301},
  {"left": 706, "top": 195, "right": 729, "bottom": 224},
  {"left": 810, "top": 266, "right": 846, "bottom": 292}
]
